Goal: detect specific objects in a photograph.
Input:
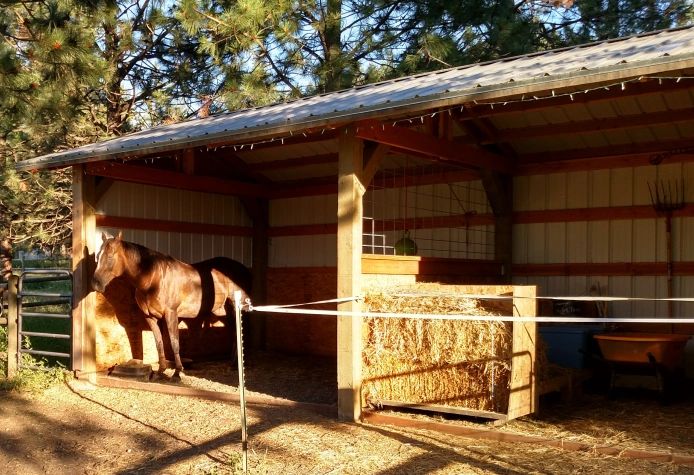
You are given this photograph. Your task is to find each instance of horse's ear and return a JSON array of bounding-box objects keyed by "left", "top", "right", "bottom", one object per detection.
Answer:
[
  {"left": 116, "top": 231, "right": 123, "bottom": 241},
  {"left": 102, "top": 232, "right": 109, "bottom": 243}
]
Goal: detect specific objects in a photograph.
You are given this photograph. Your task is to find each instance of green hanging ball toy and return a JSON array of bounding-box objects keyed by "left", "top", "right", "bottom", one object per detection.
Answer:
[{"left": 394, "top": 230, "right": 417, "bottom": 256}]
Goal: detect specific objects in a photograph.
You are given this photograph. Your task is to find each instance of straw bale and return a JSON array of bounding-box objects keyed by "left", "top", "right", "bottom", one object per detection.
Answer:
[{"left": 362, "top": 284, "right": 513, "bottom": 413}]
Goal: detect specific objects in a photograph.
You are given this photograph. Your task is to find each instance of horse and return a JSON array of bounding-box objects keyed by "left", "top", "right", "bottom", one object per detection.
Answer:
[{"left": 91, "top": 231, "right": 251, "bottom": 380}]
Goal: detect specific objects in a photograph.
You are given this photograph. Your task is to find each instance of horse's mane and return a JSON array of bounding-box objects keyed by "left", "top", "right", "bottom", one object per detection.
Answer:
[{"left": 120, "top": 239, "right": 180, "bottom": 270}]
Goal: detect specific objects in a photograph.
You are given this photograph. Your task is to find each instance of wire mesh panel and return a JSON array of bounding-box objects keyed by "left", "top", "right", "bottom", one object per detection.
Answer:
[{"left": 363, "top": 157, "right": 495, "bottom": 259}]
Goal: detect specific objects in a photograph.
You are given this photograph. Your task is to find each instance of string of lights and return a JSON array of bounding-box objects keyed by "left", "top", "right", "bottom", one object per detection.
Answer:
[{"left": 201, "top": 74, "right": 694, "bottom": 153}]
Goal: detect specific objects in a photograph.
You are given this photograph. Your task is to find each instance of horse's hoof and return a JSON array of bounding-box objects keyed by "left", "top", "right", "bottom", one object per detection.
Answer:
[
  {"left": 149, "top": 371, "right": 168, "bottom": 382},
  {"left": 171, "top": 373, "right": 182, "bottom": 382}
]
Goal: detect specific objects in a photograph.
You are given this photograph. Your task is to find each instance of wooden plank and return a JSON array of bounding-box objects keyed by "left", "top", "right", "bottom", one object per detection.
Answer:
[
  {"left": 507, "top": 285, "right": 537, "bottom": 420},
  {"left": 337, "top": 127, "right": 364, "bottom": 422},
  {"left": 246, "top": 153, "right": 336, "bottom": 171},
  {"left": 361, "top": 255, "right": 503, "bottom": 277},
  {"left": 86, "top": 162, "right": 269, "bottom": 198},
  {"left": 5, "top": 275, "right": 18, "bottom": 378},
  {"left": 355, "top": 121, "right": 512, "bottom": 173},
  {"left": 72, "top": 165, "right": 97, "bottom": 382},
  {"left": 373, "top": 400, "right": 507, "bottom": 421},
  {"left": 95, "top": 375, "right": 336, "bottom": 417},
  {"left": 95, "top": 214, "right": 253, "bottom": 237}
]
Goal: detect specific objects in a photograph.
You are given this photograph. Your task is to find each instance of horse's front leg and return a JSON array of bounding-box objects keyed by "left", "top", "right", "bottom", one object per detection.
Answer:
[
  {"left": 144, "top": 316, "right": 168, "bottom": 380},
  {"left": 165, "top": 309, "right": 184, "bottom": 380}
]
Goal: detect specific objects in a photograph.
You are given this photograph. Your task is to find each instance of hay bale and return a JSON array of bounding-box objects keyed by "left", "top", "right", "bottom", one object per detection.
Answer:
[{"left": 362, "top": 285, "right": 513, "bottom": 413}]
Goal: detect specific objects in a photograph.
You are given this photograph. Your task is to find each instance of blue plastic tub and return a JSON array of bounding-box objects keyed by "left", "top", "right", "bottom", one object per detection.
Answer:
[{"left": 539, "top": 325, "right": 604, "bottom": 369}]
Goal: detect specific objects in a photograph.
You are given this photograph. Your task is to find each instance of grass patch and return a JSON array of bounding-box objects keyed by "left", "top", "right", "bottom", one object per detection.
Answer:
[{"left": 0, "top": 325, "right": 68, "bottom": 392}]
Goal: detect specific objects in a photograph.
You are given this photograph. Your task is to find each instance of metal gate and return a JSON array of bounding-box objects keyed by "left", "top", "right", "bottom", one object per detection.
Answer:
[{"left": 17, "top": 270, "right": 73, "bottom": 371}]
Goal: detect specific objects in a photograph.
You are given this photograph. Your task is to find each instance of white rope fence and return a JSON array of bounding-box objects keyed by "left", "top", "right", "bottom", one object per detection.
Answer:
[{"left": 247, "top": 295, "right": 694, "bottom": 325}]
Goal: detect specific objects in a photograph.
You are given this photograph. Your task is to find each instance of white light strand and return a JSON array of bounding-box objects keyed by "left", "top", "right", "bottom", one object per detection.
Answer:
[{"left": 202, "top": 75, "right": 692, "bottom": 153}]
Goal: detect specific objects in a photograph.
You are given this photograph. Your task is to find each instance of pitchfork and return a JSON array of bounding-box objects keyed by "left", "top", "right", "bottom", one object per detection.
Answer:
[{"left": 648, "top": 179, "right": 685, "bottom": 321}]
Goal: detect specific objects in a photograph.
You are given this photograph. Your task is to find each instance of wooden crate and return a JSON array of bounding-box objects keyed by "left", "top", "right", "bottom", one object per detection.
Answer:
[{"left": 361, "top": 276, "right": 538, "bottom": 424}]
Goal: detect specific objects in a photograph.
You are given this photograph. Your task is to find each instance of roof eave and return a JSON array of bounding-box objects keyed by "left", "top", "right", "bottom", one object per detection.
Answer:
[{"left": 16, "top": 53, "right": 694, "bottom": 172}]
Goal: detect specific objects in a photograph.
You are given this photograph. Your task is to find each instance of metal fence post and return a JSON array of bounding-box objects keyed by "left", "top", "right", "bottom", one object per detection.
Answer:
[{"left": 6, "top": 275, "right": 18, "bottom": 378}]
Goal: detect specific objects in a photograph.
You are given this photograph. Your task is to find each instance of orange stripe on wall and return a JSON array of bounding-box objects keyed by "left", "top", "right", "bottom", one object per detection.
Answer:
[
  {"left": 513, "top": 262, "right": 694, "bottom": 276},
  {"left": 95, "top": 215, "right": 254, "bottom": 237}
]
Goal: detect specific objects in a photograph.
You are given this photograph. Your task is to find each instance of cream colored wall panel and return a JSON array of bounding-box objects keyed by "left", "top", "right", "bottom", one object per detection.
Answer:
[
  {"left": 566, "top": 222, "right": 587, "bottom": 263},
  {"left": 588, "top": 170, "right": 610, "bottom": 207},
  {"left": 587, "top": 221, "right": 610, "bottom": 262},
  {"left": 545, "top": 275, "right": 567, "bottom": 296},
  {"left": 631, "top": 276, "right": 656, "bottom": 316},
  {"left": 632, "top": 219, "right": 657, "bottom": 262},
  {"left": 566, "top": 171, "right": 588, "bottom": 208},
  {"left": 527, "top": 175, "right": 547, "bottom": 211},
  {"left": 513, "top": 223, "right": 529, "bottom": 264},
  {"left": 608, "top": 276, "right": 632, "bottom": 316},
  {"left": 269, "top": 235, "right": 335, "bottom": 267},
  {"left": 546, "top": 173, "right": 567, "bottom": 209},
  {"left": 514, "top": 175, "right": 530, "bottom": 211},
  {"left": 678, "top": 217, "right": 694, "bottom": 261},
  {"left": 609, "top": 221, "right": 633, "bottom": 262},
  {"left": 526, "top": 223, "right": 546, "bottom": 264},
  {"left": 609, "top": 168, "right": 633, "bottom": 206},
  {"left": 546, "top": 222, "right": 566, "bottom": 263},
  {"left": 633, "top": 166, "right": 656, "bottom": 205},
  {"left": 676, "top": 277, "right": 694, "bottom": 318},
  {"left": 567, "top": 276, "right": 589, "bottom": 296},
  {"left": 651, "top": 218, "right": 666, "bottom": 262},
  {"left": 270, "top": 194, "right": 337, "bottom": 226}
]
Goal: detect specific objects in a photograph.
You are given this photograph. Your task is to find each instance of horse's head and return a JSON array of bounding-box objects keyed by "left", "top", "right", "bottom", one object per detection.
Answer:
[{"left": 92, "top": 231, "right": 127, "bottom": 293}]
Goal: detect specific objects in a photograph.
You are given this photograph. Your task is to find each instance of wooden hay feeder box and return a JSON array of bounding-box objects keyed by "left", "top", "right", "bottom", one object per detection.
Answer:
[{"left": 361, "top": 282, "right": 538, "bottom": 424}]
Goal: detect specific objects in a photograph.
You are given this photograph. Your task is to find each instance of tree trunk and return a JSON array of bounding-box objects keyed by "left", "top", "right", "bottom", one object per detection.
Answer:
[
  {"left": 1, "top": 238, "right": 13, "bottom": 281},
  {"left": 323, "top": 0, "right": 344, "bottom": 92}
]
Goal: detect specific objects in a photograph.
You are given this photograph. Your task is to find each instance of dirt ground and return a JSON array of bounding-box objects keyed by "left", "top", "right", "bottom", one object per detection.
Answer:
[{"left": 1, "top": 375, "right": 693, "bottom": 475}]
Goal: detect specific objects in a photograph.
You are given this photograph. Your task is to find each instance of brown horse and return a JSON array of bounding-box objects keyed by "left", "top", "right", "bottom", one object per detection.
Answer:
[{"left": 91, "top": 232, "right": 251, "bottom": 379}]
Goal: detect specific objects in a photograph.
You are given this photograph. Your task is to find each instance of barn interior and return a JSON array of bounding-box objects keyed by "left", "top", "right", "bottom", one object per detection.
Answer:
[{"left": 16, "top": 27, "right": 694, "bottom": 425}]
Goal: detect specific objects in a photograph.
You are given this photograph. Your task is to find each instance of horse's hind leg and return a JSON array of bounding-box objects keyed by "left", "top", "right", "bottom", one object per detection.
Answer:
[
  {"left": 165, "top": 310, "right": 184, "bottom": 380},
  {"left": 144, "top": 316, "right": 168, "bottom": 379}
]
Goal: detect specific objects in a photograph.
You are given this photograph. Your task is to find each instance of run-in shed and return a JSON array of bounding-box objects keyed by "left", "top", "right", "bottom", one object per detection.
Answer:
[{"left": 18, "top": 26, "right": 694, "bottom": 421}]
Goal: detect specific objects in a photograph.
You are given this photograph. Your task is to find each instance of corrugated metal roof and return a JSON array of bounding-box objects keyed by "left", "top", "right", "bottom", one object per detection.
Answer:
[{"left": 18, "top": 26, "right": 694, "bottom": 171}]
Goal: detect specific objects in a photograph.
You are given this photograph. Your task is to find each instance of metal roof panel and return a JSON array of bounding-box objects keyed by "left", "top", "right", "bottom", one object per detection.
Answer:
[{"left": 18, "top": 26, "right": 694, "bottom": 171}]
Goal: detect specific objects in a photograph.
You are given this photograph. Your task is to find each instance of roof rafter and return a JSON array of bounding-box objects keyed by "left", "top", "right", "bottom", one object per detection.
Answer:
[{"left": 355, "top": 121, "right": 513, "bottom": 173}]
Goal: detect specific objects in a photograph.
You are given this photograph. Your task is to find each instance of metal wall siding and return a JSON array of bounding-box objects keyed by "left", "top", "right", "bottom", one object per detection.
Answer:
[
  {"left": 96, "top": 181, "right": 252, "bottom": 265},
  {"left": 513, "top": 162, "right": 694, "bottom": 316}
]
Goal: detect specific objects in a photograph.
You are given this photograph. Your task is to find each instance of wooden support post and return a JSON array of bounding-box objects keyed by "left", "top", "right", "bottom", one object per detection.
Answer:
[
  {"left": 248, "top": 198, "right": 269, "bottom": 350},
  {"left": 6, "top": 275, "right": 18, "bottom": 378},
  {"left": 72, "top": 165, "right": 97, "bottom": 382},
  {"left": 337, "top": 127, "right": 364, "bottom": 422},
  {"left": 508, "top": 285, "right": 538, "bottom": 419},
  {"left": 480, "top": 170, "right": 513, "bottom": 282}
]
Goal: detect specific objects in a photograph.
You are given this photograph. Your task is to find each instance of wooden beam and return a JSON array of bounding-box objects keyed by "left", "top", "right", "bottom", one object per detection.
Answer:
[
  {"left": 337, "top": 127, "right": 364, "bottom": 422},
  {"left": 361, "top": 142, "right": 388, "bottom": 188},
  {"left": 480, "top": 170, "right": 513, "bottom": 282},
  {"left": 181, "top": 148, "right": 196, "bottom": 175},
  {"left": 508, "top": 285, "right": 538, "bottom": 420},
  {"left": 246, "top": 153, "right": 337, "bottom": 171},
  {"left": 86, "top": 162, "right": 269, "bottom": 198},
  {"left": 270, "top": 167, "right": 480, "bottom": 199},
  {"left": 473, "top": 108, "right": 694, "bottom": 145},
  {"left": 355, "top": 121, "right": 513, "bottom": 173},
  {"left": 72, "top": 165, "right": 97, "bottom": 382},
  {"left": 518, "top": 138, "right": 694, "bottom": 166},
  {"left": 95, "top": 214, "right": 253, "bottom": 237}
]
